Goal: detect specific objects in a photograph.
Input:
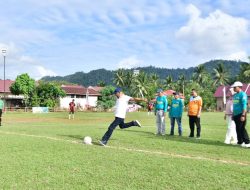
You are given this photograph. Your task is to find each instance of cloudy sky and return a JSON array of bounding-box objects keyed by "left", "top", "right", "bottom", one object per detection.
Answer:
[{"left": 0, "top": 0, "right": 249, "bottom": 80}]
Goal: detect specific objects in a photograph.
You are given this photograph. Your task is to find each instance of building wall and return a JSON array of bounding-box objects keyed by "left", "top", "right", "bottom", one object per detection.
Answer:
[
  {"left": 216, "top": 98, "right": 224, "bottom": 111},
  {"left": 59, "top": 96, "right": 98, "bottom": 110},
  {"left": 216, "top": 97, "right": 250, "bottom": 111}
]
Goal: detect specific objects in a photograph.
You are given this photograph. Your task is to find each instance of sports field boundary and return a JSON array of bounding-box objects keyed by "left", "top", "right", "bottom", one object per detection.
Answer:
[{"left": 1, "top": 131, "right": 249, "bottom": 166}]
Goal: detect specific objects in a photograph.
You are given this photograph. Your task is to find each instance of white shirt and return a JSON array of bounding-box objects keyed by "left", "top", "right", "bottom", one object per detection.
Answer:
[{"left": 115, "top": 94, "right": 131, "bottom": 118}]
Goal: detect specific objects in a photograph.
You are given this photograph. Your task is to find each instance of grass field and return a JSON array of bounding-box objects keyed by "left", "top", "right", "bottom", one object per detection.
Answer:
[{"left": 0, "top": 111, "right": 249, "bottom": 190}]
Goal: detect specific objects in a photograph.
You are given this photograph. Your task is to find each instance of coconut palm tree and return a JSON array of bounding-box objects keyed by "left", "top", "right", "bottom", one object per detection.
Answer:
[
  {"left": 177, "top": 74, "right": 185, "bottom": 95},
  {"left": 237, "top": 62, "right": 250, "bottom": 83},
  {"left": 150, "top": 73, "right": 159, "bottom": 88},
  {"left": 131, "top": 71, "right": 149, "bottom": 98},
  {"left": 163, "top": 75, "right": 174, "bottom": 89},
  {"left": 113, "top": 69, "right": 126, "bottom": 87},
  {"left": 192, "top": 64, "right": 209, "bottom": 87},
  {"left": 213, "top": 63, "right": 230, "bottom": 86}
]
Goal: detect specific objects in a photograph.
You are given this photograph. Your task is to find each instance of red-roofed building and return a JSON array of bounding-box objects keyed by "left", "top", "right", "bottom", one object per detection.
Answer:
[
  {"left": 0, "top": 80, "right": 24, "bottom": 108},
  {"left": 88, "top": 86, "right": 104, "bottom": 92},
  {"left": 60, "top": 85, "right": 101, "bottom": 110},
  {"left": 214, "top": 84, "right": 250, "bottom": 111},
  {"left": 162, "top": 90, "right": 185, "bottom": 99}
]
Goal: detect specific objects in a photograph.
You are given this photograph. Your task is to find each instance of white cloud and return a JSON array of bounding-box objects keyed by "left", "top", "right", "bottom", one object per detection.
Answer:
[
  {"left": 0, "top": 43, "right": 57, "bottom": 80},
  {"left": 117, "top": 56, "right": 144, "bottom": 69},
  {"left": 176, "top": 4, "right": 249, "bottom": 61},
  {"left": 224, "top": 51, "right": 248, "bottom": 61},
  {"left": 32, "top": 66, "right": 57, "bottom": 79}
]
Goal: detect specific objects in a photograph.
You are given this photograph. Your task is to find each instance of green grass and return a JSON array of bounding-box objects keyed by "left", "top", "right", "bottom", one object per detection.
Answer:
[{"left": 0, "top": 111, "right": 250, "bottom": 189}]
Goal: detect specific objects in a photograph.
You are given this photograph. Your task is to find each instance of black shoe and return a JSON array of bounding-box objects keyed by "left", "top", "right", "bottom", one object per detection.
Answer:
[
  {"left": 188, "top": 135, "right": 194, "bottom": 138},
  {"left": 134, "top": 120, "right": 142, "bottom": 127}
]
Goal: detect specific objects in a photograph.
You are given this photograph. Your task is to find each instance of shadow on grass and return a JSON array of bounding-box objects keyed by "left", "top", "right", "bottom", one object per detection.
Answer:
[
  {"left": 58, "top": 134, "right": 113, "bottom": 146},
  {"left": 58, "top": 130, "right": 238, "bottom": 148},
  {"left": 120, "top": 129, "right": 237, "bottom": 148}
]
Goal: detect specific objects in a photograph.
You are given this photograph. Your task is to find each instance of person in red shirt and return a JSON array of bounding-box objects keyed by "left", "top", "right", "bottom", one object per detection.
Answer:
[
  {"left": 147, "top": 102, "right": 154, "bottom": 115},
  {"left": 69, "top": 99, "right": 76, "bottom": 119}
]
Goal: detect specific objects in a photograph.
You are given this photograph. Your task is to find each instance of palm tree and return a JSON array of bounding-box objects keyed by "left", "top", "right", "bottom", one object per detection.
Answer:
[
  {"left": 163, "top": 75, "right": 174, "bottom": 89},
  {"left": 237, "top": 62, "right": 250, "bottom": 83},
  {"left": 150, "top": 73, "right": 159, "bottom": 88},
  {"left": 213, "top": 63, "right": 230, "bottom": 86},
  {"left": 113, "top": 69, "right": 126, "bottom": 87},
  {"left": 131, "top": 72, "right": 149, "bottom": 98},
  {"left": 242, "top": 58, "right": 250, "bottom": 77},
  {"left": 177, "top": 74, "right": 185, "bottom": 95},
  {"left": 192, "top": 64, "right": 209, "bottom": 86}
]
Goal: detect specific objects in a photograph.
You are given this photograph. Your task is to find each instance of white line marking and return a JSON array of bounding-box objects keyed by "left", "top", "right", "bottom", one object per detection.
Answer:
[{"left": 1, "top": 131, "right": 249, "bottom": 166}]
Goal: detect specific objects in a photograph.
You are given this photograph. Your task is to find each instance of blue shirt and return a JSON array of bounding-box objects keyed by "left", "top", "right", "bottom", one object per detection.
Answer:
[
  {"left": 169, "top": 98, "right": 183, "bottom": 118},
  {"left": 233, "top": 91, "right": 247, "bottom": 116},
  {"left": 155, "top": 96, "right": 168, "bottom": 112}
]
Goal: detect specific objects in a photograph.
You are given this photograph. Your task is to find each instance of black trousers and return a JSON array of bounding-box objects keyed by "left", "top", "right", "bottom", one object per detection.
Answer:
[
  {"left": 0, "top": 109, "right": 2, "bottom": 125},
  {"left": 101, "top": 117, "right": 135, "bottom": 143},
  {"left": 233, "top": 114, "right": 250, "bottom": 144},
  {"left": 189, "top": 116, "right": 201, "bottom": 137}
]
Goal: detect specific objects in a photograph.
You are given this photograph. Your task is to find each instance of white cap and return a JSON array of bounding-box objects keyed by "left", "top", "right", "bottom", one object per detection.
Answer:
[{"left": 231, "top": 81, "right": 243, "bottom": 88}]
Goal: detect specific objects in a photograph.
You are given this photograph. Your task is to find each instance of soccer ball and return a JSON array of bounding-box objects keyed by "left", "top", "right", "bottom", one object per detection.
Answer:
[{"left": 83, "top": 136, "right": 92, "bottom": 145}]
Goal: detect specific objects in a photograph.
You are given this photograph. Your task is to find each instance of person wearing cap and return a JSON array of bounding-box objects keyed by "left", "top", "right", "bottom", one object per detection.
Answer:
[
  {"left": 154, "top": 89, "right": 168, "bottom": 135},
  {"left": 224, "top": 88, "right": 237, "bottom": 145},
  {"left": 169, "top": 92, "right": 183, "bottom": 136},
  {"left": 231, "top": 81, "right": 250, "bottom": 148},
  {"left": 99, "top": 87, "right": 146, "bottom": 146},
  {"left": 187, "top": 89, "right": 202, "bottom": 138}
]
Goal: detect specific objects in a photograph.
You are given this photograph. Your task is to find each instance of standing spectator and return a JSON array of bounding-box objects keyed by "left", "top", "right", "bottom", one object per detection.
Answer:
[
  {"left": 154, "top": 89, "right": 168, "bottom": 135},
  {"left": 187, "top": 89, "right": 202, "bottom": 139},
  {"left": 147, "top": 102, "right": 154, "bottom": 115},
  {"left": 69, "top": 99, "right": 76, "bottom": 119},
  {"left": 224, "top": 88, "right": 237, "bottom": 144},
  {"left": 0, "top": 97, "right": 4, "bottom": 126},
  {"left": 169, "top": 92, "right": 183, "bottom": 136},
  {"left": 99, "top": 88, "right": 146, "bottom": 146},
  {"left": 231, "top": 81, "right": 250, "bottom": 148}
]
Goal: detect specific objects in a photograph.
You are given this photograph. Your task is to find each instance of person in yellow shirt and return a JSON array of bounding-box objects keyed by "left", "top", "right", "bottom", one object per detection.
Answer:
[{"left": 187, "top": 89, "right": 202, "bottom": 139}]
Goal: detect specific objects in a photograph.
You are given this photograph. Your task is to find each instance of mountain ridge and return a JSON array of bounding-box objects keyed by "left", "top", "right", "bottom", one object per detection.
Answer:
[{"left": 41, "top": 60, "right": 247, "bottom": 86}]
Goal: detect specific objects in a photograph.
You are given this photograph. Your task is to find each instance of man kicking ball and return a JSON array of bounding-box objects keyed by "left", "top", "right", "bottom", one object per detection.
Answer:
[{"left": 99, "top": 87, "right": 147, "bottom": 146}]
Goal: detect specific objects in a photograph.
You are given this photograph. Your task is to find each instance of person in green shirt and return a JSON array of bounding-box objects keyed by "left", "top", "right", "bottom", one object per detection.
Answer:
[
  {"left": 169, "top": 92, "right": 183, "bottom": 136},
  {"left": 231, "top": 81, "right": 250, "bottom": 148},
  {"left": 154, "top": 89, "right": 168, "bottom": 135},
  {"left": 0, "top": 98, "right": 4, "bottom": 126}
]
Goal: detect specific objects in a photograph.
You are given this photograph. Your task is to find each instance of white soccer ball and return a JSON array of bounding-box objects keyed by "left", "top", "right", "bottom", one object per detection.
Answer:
[{"left": 83, "top": 136, "right": 92, "bottom": 145}]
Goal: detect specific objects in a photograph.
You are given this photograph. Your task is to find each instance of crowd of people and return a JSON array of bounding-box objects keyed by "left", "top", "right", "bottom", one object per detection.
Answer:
[{"left": 97, "top": 81, "right": 250, "bottom": 148}]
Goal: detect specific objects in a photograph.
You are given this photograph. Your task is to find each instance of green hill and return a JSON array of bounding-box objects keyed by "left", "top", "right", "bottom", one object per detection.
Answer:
[{"left": 41, "top": 60, "right": 246, "bottom": 86}]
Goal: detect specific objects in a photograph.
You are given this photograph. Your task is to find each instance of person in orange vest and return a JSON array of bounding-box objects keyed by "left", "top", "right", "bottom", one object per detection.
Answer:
[{"left": 187, "top": 89, "right": 202, "bottom": 139}]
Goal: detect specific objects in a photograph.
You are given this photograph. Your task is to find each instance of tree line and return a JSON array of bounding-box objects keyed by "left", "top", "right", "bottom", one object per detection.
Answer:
[
  {"left": 98, "top": 59, "right": 250, "bottom": 111},
  {"left": 10, "top": 73, "right": 66, "bottom": 108},
  {"left": 9, "top": 59, "right": 250, "bottom": 110},
  {"left": 41, "top": 60, "right": 247, "bottom": 87}
]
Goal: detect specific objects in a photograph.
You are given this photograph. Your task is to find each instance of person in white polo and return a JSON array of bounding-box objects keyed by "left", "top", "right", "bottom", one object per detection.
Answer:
[
  {"left": 99, "top": 88, "right": 146, "bottom": 146},
  {"left": 224, "top": 88, "right": 237, "bottom": 144}
]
